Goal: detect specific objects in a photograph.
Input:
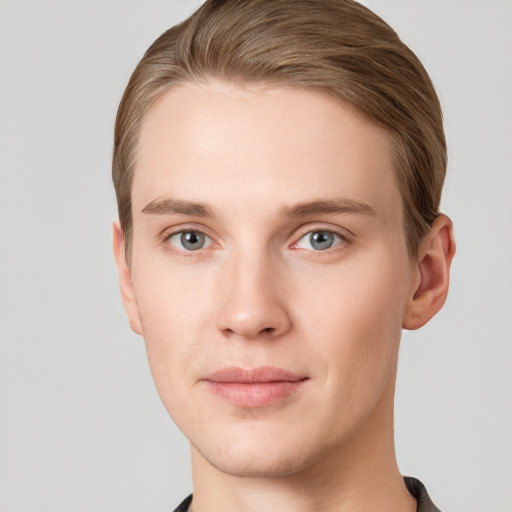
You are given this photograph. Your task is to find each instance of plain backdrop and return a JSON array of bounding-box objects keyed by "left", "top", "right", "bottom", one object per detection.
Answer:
[{"left": 1, "top": 1, "right": 511, "bottom": 511}]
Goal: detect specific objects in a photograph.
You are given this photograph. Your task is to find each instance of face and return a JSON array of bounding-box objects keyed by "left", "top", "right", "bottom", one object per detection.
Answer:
[{"left": 120, "top": 81, "right": 420, "bottom": 478}]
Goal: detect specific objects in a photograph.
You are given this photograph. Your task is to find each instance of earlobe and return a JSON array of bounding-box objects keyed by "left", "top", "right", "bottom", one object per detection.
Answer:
[
  {"left": 402, "top": 214, "right": 456, "bottom": 330},
  {"left": 112, "top": 221, "right": 143, "bottom": 335}
]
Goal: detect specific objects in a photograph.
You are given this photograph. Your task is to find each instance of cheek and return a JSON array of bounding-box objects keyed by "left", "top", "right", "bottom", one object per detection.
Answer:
[
  {"left": 130, "top": 259, "right": 216, "bottom": 402},
  {"left": 294, "top": 251, "right": 408, "bottom": 384},
  {"left": 133, "top": 250, "right": 215, "bottom": 330}
]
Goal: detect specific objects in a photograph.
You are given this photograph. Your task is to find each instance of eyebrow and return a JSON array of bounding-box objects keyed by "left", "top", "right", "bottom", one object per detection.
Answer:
[
  {"left": 141, "top": 198, "right": 214, "bottom": 217},
  {"left": 279, "top": 198, "right": 376, "bottom": 217}
]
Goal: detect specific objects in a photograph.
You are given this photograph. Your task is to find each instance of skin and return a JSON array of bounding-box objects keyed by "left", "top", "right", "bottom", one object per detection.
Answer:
[{"left": 114, "top": 81, "right": 455, "bottom": 512}]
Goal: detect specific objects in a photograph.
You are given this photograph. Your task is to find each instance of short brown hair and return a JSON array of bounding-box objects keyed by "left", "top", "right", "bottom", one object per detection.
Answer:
[{"left": 113, "top": 0, "right": 446, "bottom": 262}]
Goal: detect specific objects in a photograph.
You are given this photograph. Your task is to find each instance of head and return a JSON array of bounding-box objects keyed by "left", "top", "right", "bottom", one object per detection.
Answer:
[
  {"left": 113, "top": 0, "right": 446, "bottom": 264},
  {"left": 112, "top": 0, "right": 455, "bottom": 480}
]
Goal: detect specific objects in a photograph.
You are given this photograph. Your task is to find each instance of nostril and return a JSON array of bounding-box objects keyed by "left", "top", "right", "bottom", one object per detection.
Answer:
[
  {"left": 216, "top": 289, "right": 292, "bottom": 340},
  {"left": 221, "top": 325, "right": 276, "bottom": 340}
]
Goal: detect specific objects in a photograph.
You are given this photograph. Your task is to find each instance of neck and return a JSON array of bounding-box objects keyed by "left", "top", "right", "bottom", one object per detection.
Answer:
[{"left": 188, "top": 373, "right": 416, "bottom": 512}]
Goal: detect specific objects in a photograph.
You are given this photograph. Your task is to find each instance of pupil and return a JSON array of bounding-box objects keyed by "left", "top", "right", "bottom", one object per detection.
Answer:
[
  {"left": 311, "top": 231, "right": 333, "bottom": 250},
  {"left": 181, "top": 231, "right": 204, "bottom": 250}
]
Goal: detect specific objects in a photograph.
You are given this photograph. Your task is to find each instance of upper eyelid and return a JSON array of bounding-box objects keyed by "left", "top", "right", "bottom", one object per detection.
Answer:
[
  {"left": 291, "top": 230, "right": 347, "bottom": 249},
  {"left": 291, "top": 224, "right": 353, "bottom": 243},
  {"left": 162, "top": 228, "right": 216, "bottom": 255},
  {"left": 160, "top": 224, "right": 214, "bottom": 240},
  {"left": 168, "top": 229, "right": 213, "bottom": 249}
]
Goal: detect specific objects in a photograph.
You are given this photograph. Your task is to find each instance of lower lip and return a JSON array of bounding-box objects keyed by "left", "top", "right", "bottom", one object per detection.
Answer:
[{"left": 206, "top": 380, "right": 307, "bottom": 407}]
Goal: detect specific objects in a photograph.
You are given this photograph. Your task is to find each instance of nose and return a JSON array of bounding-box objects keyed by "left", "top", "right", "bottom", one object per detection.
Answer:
[{"left": 215, "top": 249, "right": 292, "bottom": 341}]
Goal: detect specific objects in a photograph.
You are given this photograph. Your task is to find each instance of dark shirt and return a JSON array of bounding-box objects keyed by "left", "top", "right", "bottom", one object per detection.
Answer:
[
  {"left": 172, "top": 476, "right": 441, "bottom": 512},
  {"left": 173, "top": 494, "right": 192, "bottom": 512},
  {"left": 404, "top": 477, "right": 441, "bottom": 512}
]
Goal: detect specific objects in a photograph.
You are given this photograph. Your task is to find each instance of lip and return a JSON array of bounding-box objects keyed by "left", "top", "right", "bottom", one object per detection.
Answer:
[{"left": 202, "top": 366, "right": 308, "bottom": 407}]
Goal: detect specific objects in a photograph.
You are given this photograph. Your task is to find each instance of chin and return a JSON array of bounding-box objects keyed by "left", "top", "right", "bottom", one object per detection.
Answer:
[
  {"left": 202, "top": 447, "right": 314, "bottom": 478},
  {"left": 190, "top": 425, "right": 327, "bottom": 479}
]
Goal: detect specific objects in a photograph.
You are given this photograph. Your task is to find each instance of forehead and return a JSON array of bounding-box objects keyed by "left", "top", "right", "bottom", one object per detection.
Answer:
[{"left": 133, "top": 81, "right": 400, "bottom": 220}]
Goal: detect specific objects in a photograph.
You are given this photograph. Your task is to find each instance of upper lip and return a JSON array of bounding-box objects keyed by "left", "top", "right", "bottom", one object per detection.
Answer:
[{"left": 204, "top": 366, "right": 307, "bottom": 383}]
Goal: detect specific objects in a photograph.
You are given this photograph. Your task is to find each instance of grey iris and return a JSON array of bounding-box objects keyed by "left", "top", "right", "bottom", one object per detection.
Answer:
[
  {"left": 310, "top": 231, "right": 335, "bottom": 250},
  {"left": 181, "top": 231, "right": 205, "bottom": 250}
]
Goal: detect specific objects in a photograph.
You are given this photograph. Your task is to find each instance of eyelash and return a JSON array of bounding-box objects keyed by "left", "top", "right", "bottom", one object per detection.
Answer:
[
  {"left": 161, "top": 225, "right": 351, "bottom": 255},
  {"left": 162, "top": 226, "right": 216, "bottom": 254},
  {"left": 291, "top": 229, "right": 350, "bottom": 252}
]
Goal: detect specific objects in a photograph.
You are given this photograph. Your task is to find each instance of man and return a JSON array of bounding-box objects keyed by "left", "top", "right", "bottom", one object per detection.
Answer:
[{"left": 112, "top": 1, "right": 455, "bottom": 511}]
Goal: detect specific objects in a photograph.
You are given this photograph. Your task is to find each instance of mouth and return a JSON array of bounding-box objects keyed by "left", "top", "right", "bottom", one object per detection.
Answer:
[{"left": 202, "top": 366, "right": 309, "bottom": 407}]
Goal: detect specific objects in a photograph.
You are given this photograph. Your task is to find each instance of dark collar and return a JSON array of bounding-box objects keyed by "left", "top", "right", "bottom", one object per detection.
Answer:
[{"left": 404, "top": 476, "right": 442, "bottom": 512}]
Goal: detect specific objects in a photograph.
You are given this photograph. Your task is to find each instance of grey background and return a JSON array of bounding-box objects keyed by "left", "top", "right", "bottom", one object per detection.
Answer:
[{"left": 0, "top": 1, "right": 511, "bottom": 511}]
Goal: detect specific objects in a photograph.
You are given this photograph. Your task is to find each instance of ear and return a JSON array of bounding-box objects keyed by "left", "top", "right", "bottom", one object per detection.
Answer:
[
  {"left": 402, "top": 214, "right": 456, "bottom": 330},
  {"left": 112, "top": 221, "right": 143, "bottom": 335}
]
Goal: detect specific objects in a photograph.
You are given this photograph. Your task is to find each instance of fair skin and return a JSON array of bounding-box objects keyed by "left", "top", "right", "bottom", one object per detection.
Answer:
[{"left": 114, "top": 81, "right": 455, "bottom": 512}]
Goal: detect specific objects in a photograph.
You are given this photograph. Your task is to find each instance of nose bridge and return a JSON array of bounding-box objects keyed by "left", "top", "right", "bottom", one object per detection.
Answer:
[{"left": 216, "top": 242, "right": 290, "bottom": 340}]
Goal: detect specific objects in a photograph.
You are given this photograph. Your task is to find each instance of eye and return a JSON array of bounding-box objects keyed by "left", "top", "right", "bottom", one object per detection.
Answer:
[
  {"left": 294, "top": 230, "right": 345, "bottom": 251},
  {"left": 167, "top": 230, "right": 212, "bottom": 251}
]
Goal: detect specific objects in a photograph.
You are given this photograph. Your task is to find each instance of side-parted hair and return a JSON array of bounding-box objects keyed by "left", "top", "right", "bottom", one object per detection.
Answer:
[{"left": 113, "top": 0, "right": 446, "bottom": 262}]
